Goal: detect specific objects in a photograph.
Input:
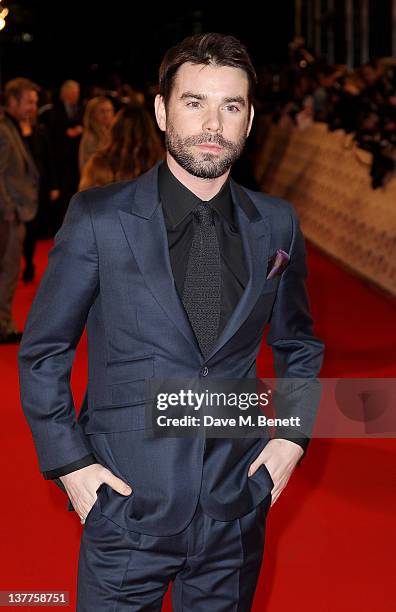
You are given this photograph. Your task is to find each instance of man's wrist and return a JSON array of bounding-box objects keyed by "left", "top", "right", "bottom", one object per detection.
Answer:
[
  {"left": 271, "top": 436, "right": 307, "bottom": 466},
  {"left": 274, "top": 426, "right": 310, "bottom": 451},
  {"left": 272, "top": 437, "right": 304, "bottom": 452}
]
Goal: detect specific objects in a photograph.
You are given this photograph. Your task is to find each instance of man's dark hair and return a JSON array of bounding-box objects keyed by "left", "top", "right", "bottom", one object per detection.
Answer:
[
  {"left": 159, "top": 33, "right": 257, "bottom": 112},
  {"left": 4, "top": 77, "right": 40, "bottom": 105}
]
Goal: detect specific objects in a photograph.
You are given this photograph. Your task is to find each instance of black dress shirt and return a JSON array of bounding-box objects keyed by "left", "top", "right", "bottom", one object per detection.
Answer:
[
  {"left": 44, "top": 161, "right": 307, "bottom": 481},
  {"left": 158, "top": 160, "right": 250, "bottom": 340}
]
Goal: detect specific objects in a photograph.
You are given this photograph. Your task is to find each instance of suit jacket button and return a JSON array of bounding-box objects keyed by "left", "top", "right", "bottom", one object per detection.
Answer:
[{"left": 200, "top": 366, "right": 209, "bottom": 376}]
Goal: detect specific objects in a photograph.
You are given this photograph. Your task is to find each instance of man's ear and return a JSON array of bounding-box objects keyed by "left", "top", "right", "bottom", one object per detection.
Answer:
[
  {"left": 246, "top": 104, "right": 255, "bottom": 137},
  {"left": 154, "top": 94, "right": 167, "bottom": 132}
]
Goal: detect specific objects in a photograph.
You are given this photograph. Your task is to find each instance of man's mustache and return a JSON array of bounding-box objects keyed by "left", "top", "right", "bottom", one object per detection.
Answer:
[{"left": 183, "top": 134, "right": 236, "bottom": 149}]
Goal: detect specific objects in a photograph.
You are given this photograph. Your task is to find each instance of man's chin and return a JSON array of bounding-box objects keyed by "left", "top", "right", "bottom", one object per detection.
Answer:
[
  {"left": 191, "top": 152, "right": 229, "bottom": 174},
  {"left": 168, "top": 149, "right": 232, "bottom": 179},
  {"left": 189, "top": 165, "right": 230, "bottom": 180}
]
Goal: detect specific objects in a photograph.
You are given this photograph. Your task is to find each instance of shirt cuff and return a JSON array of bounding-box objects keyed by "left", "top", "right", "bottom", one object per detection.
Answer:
[{"left": 42, "top": 453, "right": 97, "bottom": 480}]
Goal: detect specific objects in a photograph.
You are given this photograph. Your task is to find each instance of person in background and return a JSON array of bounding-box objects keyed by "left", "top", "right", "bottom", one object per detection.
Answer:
[
  {"left": 19, "top": 108, "right": 60, "bottom": 283},
  {"left": 78, "top": 96, "right": 114, "bottom": 174},
  {"left": 37, "top": 87, "right": 55, "bottom": 127},
  {"left": 103, "top": 73, "right": 145, "bottom": 112},
  {"left": 312, "top": 65, "right": 342, "bottom": 122},
  {"left": 79, "top": 104, "right": 163, "bottom": 190},
  {"left": 48, "top": 80, "right": 83, "bottom": 231},
  {"left": 0, "top": 78, "right": 39, "bottom": 342}
]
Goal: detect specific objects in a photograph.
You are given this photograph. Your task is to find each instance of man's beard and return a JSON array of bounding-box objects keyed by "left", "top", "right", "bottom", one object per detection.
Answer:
[{"left": 165, "top": 122, "right": 248, "bottom": 179}]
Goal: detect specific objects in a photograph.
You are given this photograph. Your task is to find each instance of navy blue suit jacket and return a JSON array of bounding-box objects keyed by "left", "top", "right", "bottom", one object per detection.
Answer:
[{"left": 18, "top": 161, "right": 324, "bottom": 536}]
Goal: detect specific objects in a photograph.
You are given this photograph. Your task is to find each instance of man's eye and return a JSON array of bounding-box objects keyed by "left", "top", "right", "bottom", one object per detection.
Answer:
[
  {"left": 187, "top": 101, "right": 201, "bottom": 108},
  {"left": 225, "top": 105, "right": 240, "bottom": 112}
]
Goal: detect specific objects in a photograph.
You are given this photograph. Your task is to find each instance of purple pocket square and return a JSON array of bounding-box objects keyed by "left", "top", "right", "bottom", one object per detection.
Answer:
[{"left": 266, "top": 249, "right": 290, "bottom": 280}]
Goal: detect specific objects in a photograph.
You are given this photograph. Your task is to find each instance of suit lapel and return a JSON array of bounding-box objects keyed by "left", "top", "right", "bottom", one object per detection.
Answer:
[
  {"left": 203, "top": 181, "right": 271, "bottom": 361},
  {"left": 118, "top": 163, "right": 271, "bottom": 362},
  {"left": 118, "top": 163, "right": 201, "bottom": 354}
]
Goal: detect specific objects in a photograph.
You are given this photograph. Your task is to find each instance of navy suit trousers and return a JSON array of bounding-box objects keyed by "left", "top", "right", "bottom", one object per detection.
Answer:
[{"left": 76, "top": 489, "right": 271, "bottom": 611}]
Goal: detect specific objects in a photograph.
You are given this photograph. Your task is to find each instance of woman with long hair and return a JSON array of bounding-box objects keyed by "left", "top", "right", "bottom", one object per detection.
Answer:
[
  {"left": 79, "top": 104, "right": 163, "bottom": 190},
  {"left": 78, "top": 96, "right": 115, "bottom": 173}
]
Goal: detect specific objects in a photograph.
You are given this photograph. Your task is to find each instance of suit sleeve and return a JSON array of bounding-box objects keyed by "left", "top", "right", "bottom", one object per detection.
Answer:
[
  {"left": 18, "top": 190, "right": 99, "bottom": 475},
  {"left": 266, "top": 203, "right": 325, "bottom": 460}
]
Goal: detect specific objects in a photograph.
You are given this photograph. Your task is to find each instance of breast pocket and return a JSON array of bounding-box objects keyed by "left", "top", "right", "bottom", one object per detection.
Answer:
[{"left": 261, "top": 274, "right": 281, "bottom": 295}]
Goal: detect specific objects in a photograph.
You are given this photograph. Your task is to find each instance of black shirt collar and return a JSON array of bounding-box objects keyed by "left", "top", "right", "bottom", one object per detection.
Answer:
[{"left": 158, "top": 160, "right": 235, "bottom": 229}]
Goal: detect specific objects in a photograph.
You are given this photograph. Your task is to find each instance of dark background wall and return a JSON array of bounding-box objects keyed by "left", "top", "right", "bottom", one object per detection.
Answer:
[
  {"left": 0, "top": 1, "right": 295, "bottom": 88},
  {"left": 0, "top": 1, "right": 394, "bottom": 89}
]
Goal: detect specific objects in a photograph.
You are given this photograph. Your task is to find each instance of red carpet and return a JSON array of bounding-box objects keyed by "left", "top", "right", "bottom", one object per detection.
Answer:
[{"left": 1, "top": 239, "right": 395, "bottom": 611}]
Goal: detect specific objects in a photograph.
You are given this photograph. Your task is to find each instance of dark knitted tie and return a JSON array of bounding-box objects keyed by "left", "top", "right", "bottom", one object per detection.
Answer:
[{"left": 182, "top": 202, "right": 221, "bottom": 358}]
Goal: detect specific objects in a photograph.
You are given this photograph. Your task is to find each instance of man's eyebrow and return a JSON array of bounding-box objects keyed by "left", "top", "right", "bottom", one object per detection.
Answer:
[
  {"left": 180, "top": 92, "right": 206, "bottom": 100},
  {"left": 223, "top": 96, "right": 246, "bottom": 106},
  {"left": 179, "top": 93, "right": 247, "bottom": 106}
]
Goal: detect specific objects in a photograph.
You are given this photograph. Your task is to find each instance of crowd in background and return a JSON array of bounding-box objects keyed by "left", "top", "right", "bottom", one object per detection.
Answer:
[
  {"left": 256, "top": 37, "right": 396, "bottom": 189},
  {"left": 0, "top": 76, "right": 164, "bottom": 342},
  {"left": 1, "top": 37, "right": 395, "bottom": 342}
]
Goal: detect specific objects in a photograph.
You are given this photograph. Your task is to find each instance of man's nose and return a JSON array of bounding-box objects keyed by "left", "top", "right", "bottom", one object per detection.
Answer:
[{"left": 202, "top": 110, "right": 222, "bottom": 133}]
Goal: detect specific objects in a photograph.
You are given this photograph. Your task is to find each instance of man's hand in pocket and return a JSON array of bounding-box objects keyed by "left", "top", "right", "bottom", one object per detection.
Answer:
[
  {"left": 248, "top": 439, "right": 304, "bottom": 507},
  {"left": 60, "top": 464, "right": 132, "bottom": 523}
]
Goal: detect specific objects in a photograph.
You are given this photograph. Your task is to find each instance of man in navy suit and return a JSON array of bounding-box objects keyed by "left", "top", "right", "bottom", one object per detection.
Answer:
[{"left": 19, "top": 33, "right": 324, "bottom": 611}]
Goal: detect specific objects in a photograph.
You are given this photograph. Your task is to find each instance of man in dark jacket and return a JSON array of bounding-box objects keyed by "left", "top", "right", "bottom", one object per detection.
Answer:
[
  {"left": 0, "top": 78, "right": 39, "bottom": 342},
  {"left": 19, "top": 34, "right": 324, "bottom": 610}
]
